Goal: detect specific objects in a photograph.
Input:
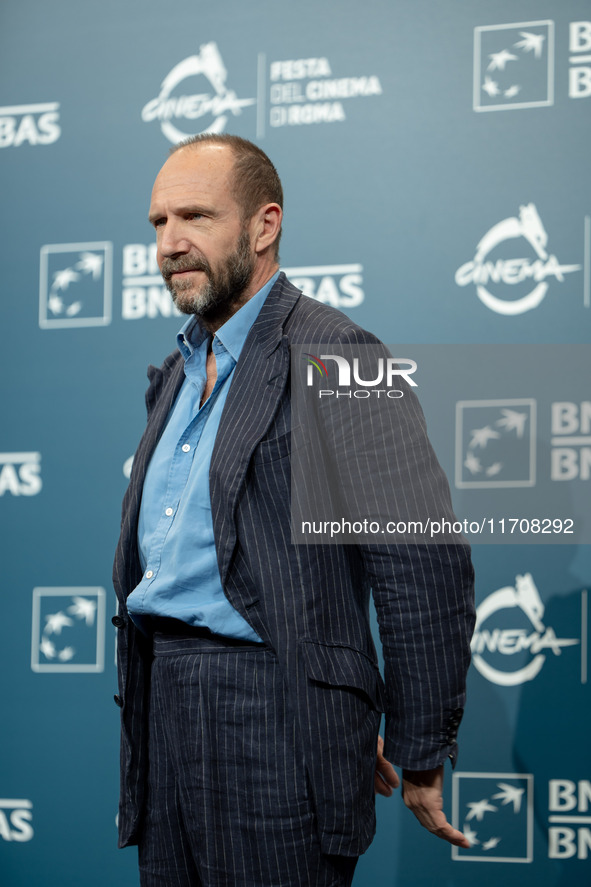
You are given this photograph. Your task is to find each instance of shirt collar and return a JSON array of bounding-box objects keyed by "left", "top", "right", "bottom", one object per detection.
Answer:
[{"left": 176, "top": 271, "right": 279, "bottom": 363}]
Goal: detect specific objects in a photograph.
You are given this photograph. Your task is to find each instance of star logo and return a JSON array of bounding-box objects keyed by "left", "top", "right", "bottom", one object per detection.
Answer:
[
  {"left": 456, "top": 399, "right": 536, "bottom": 489},
  {"left": 487, "top": 49, "right": 518, "bottom": 72},
  {"left": 31, "top": 588, "right": 106, "bottom": 673},
  {"left": 492, "top": 783, "right": 525, "bottom": 813},
  {"left": 474, "top": 21, "right": 554, "bottom": 112},
  {"left": 466, "top": 798, "right": 498, "bottom": 821},
  {"left": 39, "top": 243, "right": 112, "bottom": 329},
  {"left": 469, "top": 426, "right": 501, "bottom": 449},
  {"left": 452, "top": 773, "right": 534, "bottom": 862},
  {"left": 514, "top": 32, "right": 545, "bottom": 58}
]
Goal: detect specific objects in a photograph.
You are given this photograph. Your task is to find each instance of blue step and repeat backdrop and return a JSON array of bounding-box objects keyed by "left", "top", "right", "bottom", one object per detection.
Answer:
[{"left": 1, "top": 1, "right": 590, "bottom": 884}]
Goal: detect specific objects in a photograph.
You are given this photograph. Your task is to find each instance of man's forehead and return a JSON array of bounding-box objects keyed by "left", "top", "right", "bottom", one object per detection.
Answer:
[{"left": 154, "top": 143, "right": 235, "bottom": 189}]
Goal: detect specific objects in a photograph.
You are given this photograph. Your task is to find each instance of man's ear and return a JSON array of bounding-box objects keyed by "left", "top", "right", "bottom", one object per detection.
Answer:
[{"left": 251, "top": 203, "right": 282, "bottom": 254}]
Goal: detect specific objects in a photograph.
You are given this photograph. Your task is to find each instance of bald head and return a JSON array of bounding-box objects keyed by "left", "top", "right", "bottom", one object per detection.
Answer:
[{"left": 171, "top": 134, "right": 283, "bottom": 258}]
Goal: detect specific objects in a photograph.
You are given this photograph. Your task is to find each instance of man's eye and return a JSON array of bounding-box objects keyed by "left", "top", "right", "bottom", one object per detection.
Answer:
[
  {"left": 152, "top": 218, "right": 165, "bottom": 228},
  {"left": 188, "top": 212, "right": 203, "bottom": 221}
]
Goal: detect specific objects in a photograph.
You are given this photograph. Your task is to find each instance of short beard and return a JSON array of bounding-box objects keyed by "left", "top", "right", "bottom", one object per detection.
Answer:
[{"left": 161, "top": 229, "right": 254, "bottom": 325}]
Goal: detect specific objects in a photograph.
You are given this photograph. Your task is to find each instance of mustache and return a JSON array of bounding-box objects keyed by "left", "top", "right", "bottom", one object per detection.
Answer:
[{"left": 160, "top": 255, "right": 211, "bottom": 281}]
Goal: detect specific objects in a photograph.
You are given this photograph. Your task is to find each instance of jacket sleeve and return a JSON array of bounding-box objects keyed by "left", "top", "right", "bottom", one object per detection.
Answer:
[{"left": 291, "top": 331, "right": 475, "bottom": 770}]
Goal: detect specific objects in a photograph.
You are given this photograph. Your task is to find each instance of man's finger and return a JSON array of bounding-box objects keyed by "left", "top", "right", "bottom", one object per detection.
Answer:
[
  {"left": 413, "top": 808, "right": 470, "bottom": 848},
  {"left": 402, "top": 767, "right": 470, "bottom": 847},
  {"left": 375, "top": 735, "right": 400, "bottom": 796}
]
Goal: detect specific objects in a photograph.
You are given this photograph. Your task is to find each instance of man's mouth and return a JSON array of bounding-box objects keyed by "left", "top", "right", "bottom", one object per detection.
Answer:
[{"left": 162, "top": 259, "right": 209, "bottom": 281}]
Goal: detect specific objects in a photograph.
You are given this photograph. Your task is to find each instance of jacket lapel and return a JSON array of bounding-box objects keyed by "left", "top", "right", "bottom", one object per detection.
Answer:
[{"left": 210, "top": 274, "right": 301, "bottom": 585}]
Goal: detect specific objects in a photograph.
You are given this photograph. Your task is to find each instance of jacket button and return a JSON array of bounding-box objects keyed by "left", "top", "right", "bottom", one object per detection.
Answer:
[
  {"left": 111, "top": 615, "right": 125, "bottom": 628},
  {"left": 114, "top": 694, "right": 123, "bottom": 707}
]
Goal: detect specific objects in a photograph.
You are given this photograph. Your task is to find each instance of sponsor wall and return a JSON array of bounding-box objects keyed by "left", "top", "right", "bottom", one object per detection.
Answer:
[{"left": 1, "top": 1, "right": 589, "bottom": 884}]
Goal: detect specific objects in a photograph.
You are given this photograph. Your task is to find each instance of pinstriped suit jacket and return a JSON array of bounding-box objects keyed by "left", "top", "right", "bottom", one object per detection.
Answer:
[{"left": 113, "top": 273, "right": 475, "bottom": 855}]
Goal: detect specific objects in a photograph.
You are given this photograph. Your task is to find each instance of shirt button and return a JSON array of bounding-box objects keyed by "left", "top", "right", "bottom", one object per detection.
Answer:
[
  {"left": 182, "top": 444, "right": 191, "bottom": 453},
  {"left": 165, "top": 507, "right": 173, "bottom": 516},
  {"left": 145, "top": 570, "right": 154, "bottom": 579}
]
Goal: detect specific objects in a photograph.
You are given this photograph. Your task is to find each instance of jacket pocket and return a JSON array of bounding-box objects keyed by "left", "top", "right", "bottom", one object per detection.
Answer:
[
  {"left": 300, "top": 639, "right": 386, "bottom": 712},
  {"left": 252, "top": 425, "right": 309, "bottom": 464},
  {"left": 252, "top": 429, "right": 292, "bottom": 463},
  {"left": 297, "top": 638, "right": 384, "bottom": 852}
]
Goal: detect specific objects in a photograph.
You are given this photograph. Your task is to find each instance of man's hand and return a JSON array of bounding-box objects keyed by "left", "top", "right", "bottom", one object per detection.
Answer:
[
  {"left": 402, "top": 766, "right": 470, "bottom": 848},
  {"left": 374, "top": 742, "right": 470, "bottom": 848},
  {"left": 374, "top": 735, "right": 400, "bottom": 797}
]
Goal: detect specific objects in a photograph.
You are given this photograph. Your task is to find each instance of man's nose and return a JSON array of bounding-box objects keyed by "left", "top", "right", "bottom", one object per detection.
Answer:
[{"left": 158, "top": 220, "right": 190, "bottom": 258}]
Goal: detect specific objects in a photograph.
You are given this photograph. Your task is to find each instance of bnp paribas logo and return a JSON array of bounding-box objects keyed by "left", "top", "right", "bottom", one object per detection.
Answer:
[
  {"left": 31, "top": 587, "right": 106, "bottom": 673},
  {"left": 474, "top": 21, "right": 554, "bottom": 111},
  {"left": 455, "top": 399, "right": 536, "bottom": 489},
  {"left": 452, "top": 773, "right": 534, "bottom": 863},
  {"left": 39, "top": 242, "right": 112, "bottom": 329}
]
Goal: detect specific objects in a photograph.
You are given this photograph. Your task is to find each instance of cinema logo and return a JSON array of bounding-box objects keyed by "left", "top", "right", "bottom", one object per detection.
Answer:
[
  {"left": 0, "top": 799, "right": 33, "bottom": 842},
  {"left": 471, "top": 573, "right": 580, "bottom": 687},
  {"left": 0, "top": 102, "right": 60, "bottom": 148},
  {"left": 303, "top": 352, "right": 417, "bottom": 399},
  {"left": 0, "top": 452, "right": 42, "bottom": 497},
  {"left": 142, "top": 42, "right": 256, "bottom": 143},
  {"left": 455, "top": 204, "right": 581, "bottom": 316}
]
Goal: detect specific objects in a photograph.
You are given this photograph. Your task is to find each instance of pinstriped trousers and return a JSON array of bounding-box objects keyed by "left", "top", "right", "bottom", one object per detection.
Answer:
[{"left": 138, "top": 630, "right": 358, "bottom": 887}]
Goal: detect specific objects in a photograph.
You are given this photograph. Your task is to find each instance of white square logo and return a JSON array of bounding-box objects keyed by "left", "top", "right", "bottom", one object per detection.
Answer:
[
  {"left": 455, "top": 399, "right": 536, "bottom": 488},
  {"left": 474, "top": 21, "right": 554, "bottom": 112},
  {"left": 452, "top": 772, "right": 534, "bottom": 863},
  {"left": 39, "top": 242, "right": 112, "bottom": 329},
  {"left": 31, "top": 587, "right": 106, "bottom": 673}
]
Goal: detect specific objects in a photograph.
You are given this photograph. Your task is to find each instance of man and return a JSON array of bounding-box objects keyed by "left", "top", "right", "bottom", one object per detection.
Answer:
[{"left": 113, "top": 134, "right": 475, "bottom": 887}]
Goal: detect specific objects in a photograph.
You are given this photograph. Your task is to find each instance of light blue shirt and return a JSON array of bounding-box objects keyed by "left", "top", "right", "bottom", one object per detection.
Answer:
[{"left": 127, "top": 272, "right": 279, "bottom": 640}]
